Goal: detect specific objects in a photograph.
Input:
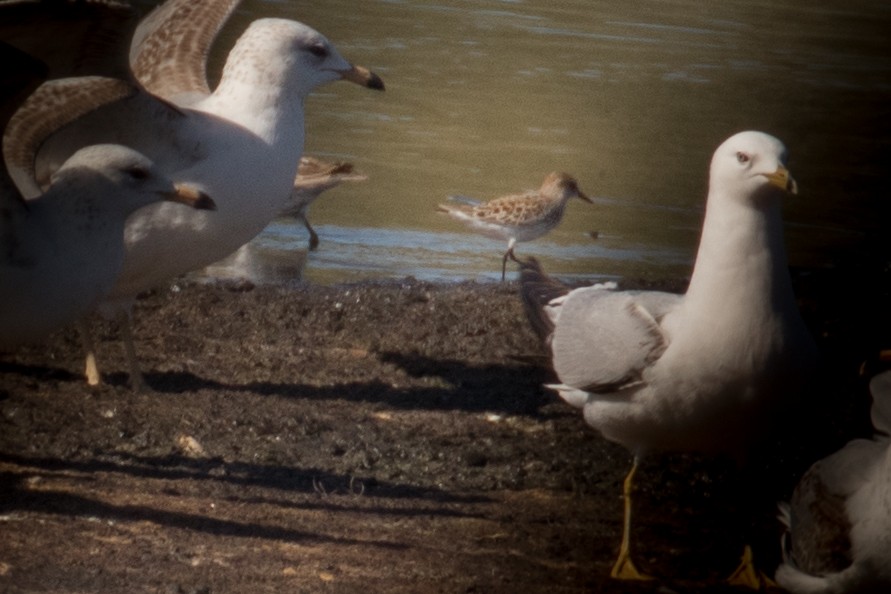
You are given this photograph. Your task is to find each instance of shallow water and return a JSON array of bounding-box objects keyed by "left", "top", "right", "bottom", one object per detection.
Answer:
[{"left": 198, "top": 0, "right": 889, "bottom": 284}]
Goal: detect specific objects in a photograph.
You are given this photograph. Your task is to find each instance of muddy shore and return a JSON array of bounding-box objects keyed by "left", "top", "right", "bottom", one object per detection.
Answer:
[{"left": 0, "top": 265, "right": 888, "bottom": 593}]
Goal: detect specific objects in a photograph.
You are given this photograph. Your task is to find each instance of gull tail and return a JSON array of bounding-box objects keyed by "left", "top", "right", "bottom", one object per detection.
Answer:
[
  {"left": 774, "top": 563, "right": 847, "bottom": 594},
  {"left": 518, "top": 256, "right": 569, "bottom": 344}
]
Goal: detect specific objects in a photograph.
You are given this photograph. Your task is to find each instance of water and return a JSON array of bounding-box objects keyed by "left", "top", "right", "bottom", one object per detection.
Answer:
[{"left": 198, "top": 0, "right": 890, "bottom": 285}]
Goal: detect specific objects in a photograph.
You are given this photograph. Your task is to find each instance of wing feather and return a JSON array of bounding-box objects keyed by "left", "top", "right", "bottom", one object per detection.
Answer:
[
  {"left": 130, "top": 0, "right": 242, "bottom": 103},
  {"left": 3, "top": 77, "right": 188, "bottom": 198},
  {"left": 551, "top": 287, "right": 680, "bottom": 393},
  {"left": 3, "top": 76, "right": 139, "bottom": 197}
]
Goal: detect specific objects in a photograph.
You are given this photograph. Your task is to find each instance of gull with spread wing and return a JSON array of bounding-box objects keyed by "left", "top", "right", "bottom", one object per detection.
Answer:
[{"left": 4, "top": 0, "right": 384, "bottom": 390}]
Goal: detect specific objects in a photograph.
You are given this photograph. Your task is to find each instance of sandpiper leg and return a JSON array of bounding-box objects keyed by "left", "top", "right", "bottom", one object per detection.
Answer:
[
  {"left": 501, "top": 238, "right": 519, "bottom": 281},
  {"left": 300, "top": 215, "right": 319, "bottom": 251}
]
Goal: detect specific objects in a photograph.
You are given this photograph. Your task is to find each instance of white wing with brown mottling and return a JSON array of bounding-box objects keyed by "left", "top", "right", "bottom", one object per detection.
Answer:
[
  {"left": 130, "top": 0, "right": 242, "bottom": 104},
  {"left": 3, "top": 77, "right": 142, "bottom": 198}
]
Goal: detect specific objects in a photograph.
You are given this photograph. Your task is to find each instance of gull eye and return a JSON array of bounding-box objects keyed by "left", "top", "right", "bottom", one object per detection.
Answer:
[
  {"left": 126, "top": 166, "right": 150, "bottom": 181},
  {"left": 736, "top": 151, "right": 750, "bottom": 164},
  {"left": 308, "top": 43, "right": 329, "bottom": 59}
]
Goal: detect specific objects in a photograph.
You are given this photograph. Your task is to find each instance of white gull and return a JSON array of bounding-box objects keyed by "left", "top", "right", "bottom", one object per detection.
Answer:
[
  {"left": 0, "top": 38, "right": 208, "bottom": 347},
  {"left": 0, "top": 143, "right": 213, "bottom": 349},
  {"left": 519, "top": 131, "right": 817, "bottom": 585},
  {"left": 776, "top": 369, "right": 891, "bottom": 593}
]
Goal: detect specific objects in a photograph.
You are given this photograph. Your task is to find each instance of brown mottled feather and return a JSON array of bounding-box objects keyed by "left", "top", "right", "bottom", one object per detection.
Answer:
[
  {"left": 297, "top": 156, "right": 356, "bottom": 179},
  {"left": 3, "top": 77, "right": 138, "bottom": 197},
  {"left": 469, "top": 192, "right": 558, "bottom": 226},
  {"left": 787, "top": 465, "right": 853, "bottom": 575},
  {"left": 130, "top": 0, "right": 242, "bottom": 100}
]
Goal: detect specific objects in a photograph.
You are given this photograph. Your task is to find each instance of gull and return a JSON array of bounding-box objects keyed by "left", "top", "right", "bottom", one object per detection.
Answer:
[
  {"left": 519, "top": 131, "right": 817, "bottom": 585},
  {"left": 437, "top": 171, "right": 591, "bottom": 280},
  {"left": 4, "top": 0, "right": 384, "bottom": 389},
  {"left": 288, "top": 155, "right": 368, "bottom": 251},
  {"left": 776, "top": 369, "right": 891, "bottom": 593},
  {"left": 0, "top": 143, "right": 213, "bottom": 349},
  {"left": 1, "top": 36, "right": 209, "bottom": 349}
]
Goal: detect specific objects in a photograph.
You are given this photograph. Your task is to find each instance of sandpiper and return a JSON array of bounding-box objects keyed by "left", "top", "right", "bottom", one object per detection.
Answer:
[
  {"left": 437, "top": 171, "right": 591, "bottom": 280},
  {"left": 286, "top": 156, "right": 368, "bottom": 251}
]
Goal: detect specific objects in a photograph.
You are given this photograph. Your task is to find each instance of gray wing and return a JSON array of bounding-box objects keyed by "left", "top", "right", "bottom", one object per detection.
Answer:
[
  {"left": 130, "top": 0, "right": 242, "bottom": 103},
  {"left": 550, "top": 287, "right": 681, "bottom": 393}
]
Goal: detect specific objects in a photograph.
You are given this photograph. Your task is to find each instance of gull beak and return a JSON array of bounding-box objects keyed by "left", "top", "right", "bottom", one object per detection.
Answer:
[
  {"left": 165, "top": 183, "right": 216, "bottom": 211},
  {"left": 762, "top": 165, "right": 798, "bottom": 195},
  {"left": 338, "top": 64, "right": 385, "bottom": 91}
]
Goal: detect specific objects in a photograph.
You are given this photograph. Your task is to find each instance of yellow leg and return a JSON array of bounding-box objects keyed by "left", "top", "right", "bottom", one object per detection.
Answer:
[
  {"left": 727, "top": 545, "right": 776, "bottom": 590},
  {"left": 610, "top": 458, "right": 653, "bottom": 581},
  {"left": 79, "top": 318, "right": 102, "bottom": 387}
]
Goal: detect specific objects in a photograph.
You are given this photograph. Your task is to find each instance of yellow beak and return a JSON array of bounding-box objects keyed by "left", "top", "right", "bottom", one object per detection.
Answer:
[
  {"left": 762, "top": 165, "right": 798, "bottom": 195},
  {"left": 165, "top": 183, "right": 216, "bottom": 210},
  {"left": 338, "top": 64, "right": 385, "bottom": 91}
]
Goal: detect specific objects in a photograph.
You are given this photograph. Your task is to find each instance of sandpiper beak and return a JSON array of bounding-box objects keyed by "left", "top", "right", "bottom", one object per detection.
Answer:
[
  {"left": 577, "top": 189, "right": 593, "bottom": 204},
  {"left": 165, "top": 183, "right": 216, "bottom": 211},
  {"left": 338, "top": 64, "right": 385, "bottom": 91},
  {"left": 762, "top": 165, "right": 798, "bottom": 195}
]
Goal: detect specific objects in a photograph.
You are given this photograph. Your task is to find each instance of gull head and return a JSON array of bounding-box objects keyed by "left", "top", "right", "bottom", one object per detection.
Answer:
[
  {"left": 51, "top": 145, "right": 216, "bottom": 215},
  {"left": 540, "top": 172, "right": 592, "bottom": 204},
  {"left": 709, "top": 131, "right": 798, "bottom": 205},
  {"left": 226, "top": 19, "right": 384, "bottom": 98}
]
